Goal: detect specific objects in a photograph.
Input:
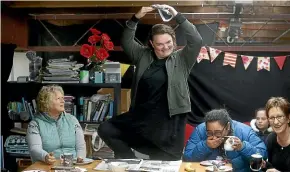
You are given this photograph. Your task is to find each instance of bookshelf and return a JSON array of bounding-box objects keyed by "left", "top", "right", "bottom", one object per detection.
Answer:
[{"left": 6, "top": 81, "right": 121, "bottom": 119}]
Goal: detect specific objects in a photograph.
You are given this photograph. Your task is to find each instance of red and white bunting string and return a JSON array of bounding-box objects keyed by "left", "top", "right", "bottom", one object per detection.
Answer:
[{"left": 196, "top": 46, "right": 288, "bottom": 71}]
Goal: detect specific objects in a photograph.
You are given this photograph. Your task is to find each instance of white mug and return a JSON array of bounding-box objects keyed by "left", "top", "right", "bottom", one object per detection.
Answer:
[{"left": 224, "top": 136, "right": 237, "bottom": 151}]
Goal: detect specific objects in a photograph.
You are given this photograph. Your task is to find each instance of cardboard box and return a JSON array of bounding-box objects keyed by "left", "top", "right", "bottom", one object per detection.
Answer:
[{"left": 98, "top": 88, "right": 131, "bottom": 113}]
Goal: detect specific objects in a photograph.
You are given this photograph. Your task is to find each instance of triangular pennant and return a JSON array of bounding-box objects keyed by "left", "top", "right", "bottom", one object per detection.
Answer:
[
  {"left": 209, "top": 47, "right": 222, "bottom": 62},
  {"left": 223, "top": 52, "right": 237, "bottom": 68},
  {"left": 257, "top": 57, "right": 270, "bottom": 71},
  {"left": 274, "top": 56, "right": 287, "bottom": 70},
  {"left": 241, "top": 55, "right": 254, "bottom": 70},
  {"left": 196, "top": 46, "right": 210, "bottom": 63}
]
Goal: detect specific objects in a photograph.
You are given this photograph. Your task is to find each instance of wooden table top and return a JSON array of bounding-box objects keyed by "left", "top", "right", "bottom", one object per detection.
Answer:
[{"left": 23, "top": 160, "right": 232, "bottom": 172}]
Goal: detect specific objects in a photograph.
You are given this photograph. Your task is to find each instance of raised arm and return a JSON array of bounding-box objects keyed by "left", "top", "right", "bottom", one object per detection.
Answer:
[
  {"left": 177, "top": 17, "right": 202, "bottom": 75},
  {"left": 120, "top": 7, "right": 154, "bottom": 65},
  {"left": 26, "top": 121, "right": 49, "bottom": 162}
]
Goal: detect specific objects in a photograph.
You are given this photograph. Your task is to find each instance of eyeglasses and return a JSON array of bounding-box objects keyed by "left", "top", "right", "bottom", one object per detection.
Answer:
[
  {"left": 268, "top": 115, "right": 286, "bottom": 123},
  {"left": 206, "top": 125, "right": 227, "bottom": 139}
]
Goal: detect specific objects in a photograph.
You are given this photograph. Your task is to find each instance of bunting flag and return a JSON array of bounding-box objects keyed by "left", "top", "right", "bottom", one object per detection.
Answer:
[
  {"left": 209, "top": 47, "right": 222, "bottom": 62},
  {"left": 257, "top": 57, "right": 270, "bottom": 71},
  {"left": 241, "top": 55, "right": 254, "bottom": 70},
  {"left": 223, "top": 52, "right": 237, "bottom": 67},
  {"left": 196, "top": 46, "right": 210, "bottom": 63},
  {"left": 274, "top": 56, "right": 287, "bottom": 70}
]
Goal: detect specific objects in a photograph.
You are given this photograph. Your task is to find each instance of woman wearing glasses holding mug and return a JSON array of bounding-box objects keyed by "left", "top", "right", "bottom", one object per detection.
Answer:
[
  {"left": 184, "top": 109, "right": 267, "bottom": 172},
  {"left": 262, "top": 97, "right": 290, "bottom": 172}
]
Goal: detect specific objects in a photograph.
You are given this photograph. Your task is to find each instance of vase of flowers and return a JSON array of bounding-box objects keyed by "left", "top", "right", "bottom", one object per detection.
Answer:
[{"left": 80, "top": 28, "right": 114, "bottom": 83}]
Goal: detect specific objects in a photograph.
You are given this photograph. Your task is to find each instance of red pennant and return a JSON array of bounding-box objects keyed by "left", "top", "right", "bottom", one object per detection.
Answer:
[{"left": 274, "top": 56, "right": 287, "bottom": 70}]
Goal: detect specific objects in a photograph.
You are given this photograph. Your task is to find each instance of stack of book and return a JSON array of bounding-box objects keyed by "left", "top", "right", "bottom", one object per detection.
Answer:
[
  {"left": 64, "top": 95, "right": 76, "bottom": 116},
  {"left": 41, "top": 58, "right": 83, "bottom": 83}
]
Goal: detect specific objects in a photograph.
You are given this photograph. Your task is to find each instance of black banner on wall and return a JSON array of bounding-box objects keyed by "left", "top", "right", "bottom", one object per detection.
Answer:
[{"left": 188, "top": 52, "right": 290, "bottom": 125}]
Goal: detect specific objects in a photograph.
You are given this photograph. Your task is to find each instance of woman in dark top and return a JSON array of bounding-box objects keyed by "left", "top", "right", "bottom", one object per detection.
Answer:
[
  {"left": 264, "top": 97, "right": 290, "bottom": 172},
  {"left": 97, "top": 4, "right": 202, "bottom": 160}
]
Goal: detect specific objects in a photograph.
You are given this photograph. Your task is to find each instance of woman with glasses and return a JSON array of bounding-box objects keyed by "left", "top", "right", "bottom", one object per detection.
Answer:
[
  {"left": 262, "top": 97, "right": 290, "bottom": 172},
  {"left": 184, "top": 109, "right": 267, "bottom": 172}
]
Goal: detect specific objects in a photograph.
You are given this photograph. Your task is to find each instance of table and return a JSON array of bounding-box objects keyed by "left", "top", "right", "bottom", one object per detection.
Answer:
[{"left": 23, "top": 160, "right": 232, "bottom": 172}]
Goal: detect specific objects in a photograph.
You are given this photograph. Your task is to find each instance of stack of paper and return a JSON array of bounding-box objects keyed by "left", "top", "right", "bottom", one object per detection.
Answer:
[{"left": 41, "top": 58, "right": 83, "bottom": 83}]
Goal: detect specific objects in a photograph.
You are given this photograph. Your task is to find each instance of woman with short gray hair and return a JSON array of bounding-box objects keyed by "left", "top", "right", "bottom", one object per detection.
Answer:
[
  {"left": 26, "top": 85, "right": 86, "bottom": 164},
  {"left": 184, "top": 109, "right": 267, "bottom": 172}
]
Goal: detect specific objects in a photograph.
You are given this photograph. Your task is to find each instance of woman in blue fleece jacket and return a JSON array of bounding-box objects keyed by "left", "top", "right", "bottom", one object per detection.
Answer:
[{"left": 183, "top": 109, "right": 267, "bottom": 172}]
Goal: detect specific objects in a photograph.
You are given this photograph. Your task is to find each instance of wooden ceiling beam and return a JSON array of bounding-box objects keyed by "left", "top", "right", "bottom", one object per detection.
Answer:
[
  {"left": 7, "top": 1, "right": 290, "bottom": 8},
  {"left": 7, "top": 1, "right": 210, "bottom": 8},
  {"left": 28, "top": 13, "right": 290, "bottom": 20},
  {"left": 25, "top": 45, "right": 290, "bottom": 52},
  {"left": 12, "top": 6, "right": 290, "bottom": 15}
]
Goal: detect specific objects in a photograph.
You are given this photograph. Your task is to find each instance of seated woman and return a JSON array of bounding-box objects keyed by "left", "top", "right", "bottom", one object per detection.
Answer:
[
  {"left": 26, "top": 85, "right": 86, "bottom": 164},
  {"left": 184, "top": 109, "right": 267, "bottom": 172},
  {"left": 250, "top": 108, "right": 272, "bottom": 143},
  {"left": 263, "top": 97, "right": 290, "bottom": 172}
]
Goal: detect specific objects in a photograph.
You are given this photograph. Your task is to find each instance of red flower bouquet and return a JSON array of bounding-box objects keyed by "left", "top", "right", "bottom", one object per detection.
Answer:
[{"left": 80, "top": 28, "right": 114, "bottom": 70}]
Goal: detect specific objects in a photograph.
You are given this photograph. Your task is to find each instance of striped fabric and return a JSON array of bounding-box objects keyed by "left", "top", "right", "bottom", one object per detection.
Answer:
[{"left": 223, "top": 52, "right": 237, "bottom": 67}]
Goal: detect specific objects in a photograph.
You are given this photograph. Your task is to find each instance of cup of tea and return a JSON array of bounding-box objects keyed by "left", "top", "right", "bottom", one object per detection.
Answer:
[
  {"left": 250, "top": 153, "right": 263, "bottom": 171},
  {"left": 60, "top": 153, "right": 73, "bottom": 167},
  {"left": 223, "top": 136, "right": 237, "bottom": 151}
]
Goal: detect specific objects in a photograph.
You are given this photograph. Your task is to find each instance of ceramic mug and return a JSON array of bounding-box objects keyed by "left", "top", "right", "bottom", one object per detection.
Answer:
[
  {"left": 250, "top": 153, "right": 263, "bottom": 171},
  {"left": 224, "top": 136, "right": 237, "bottom": 151},
  {"left": 60, "top": 153, "right": 73, "bottom": 167}
]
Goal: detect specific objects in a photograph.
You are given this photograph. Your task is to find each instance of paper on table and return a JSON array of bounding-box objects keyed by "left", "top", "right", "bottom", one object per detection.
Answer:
[
  {"left": 94, "top": 159, "right": 143, "bottom": 171},
  {"left": 94, "top": 159, "right": 182, "bottom": 172}
]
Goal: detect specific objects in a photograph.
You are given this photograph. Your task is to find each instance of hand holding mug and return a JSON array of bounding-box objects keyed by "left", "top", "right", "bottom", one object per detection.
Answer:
[
  {"left": 45, "top": 152, "right": 56, "bottom": 164},
  {"left": 231, "top": 137, "right": 243, "bottom": 151},
  {"left": 224, "top": 136, "right": 241, "bottom": 151},
  {"left": 151, "top": 4, "right": 178, "bottom": 17}
]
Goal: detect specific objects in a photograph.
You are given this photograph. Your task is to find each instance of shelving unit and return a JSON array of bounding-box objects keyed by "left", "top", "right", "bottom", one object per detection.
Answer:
[{"left": 6, "top": 81, "right": 121, "bottom": 117}]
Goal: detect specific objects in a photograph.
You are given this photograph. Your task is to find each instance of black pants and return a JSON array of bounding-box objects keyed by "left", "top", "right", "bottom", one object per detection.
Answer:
[{"left": 97, "top": 119, "right": 180, "bottom": 161}]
